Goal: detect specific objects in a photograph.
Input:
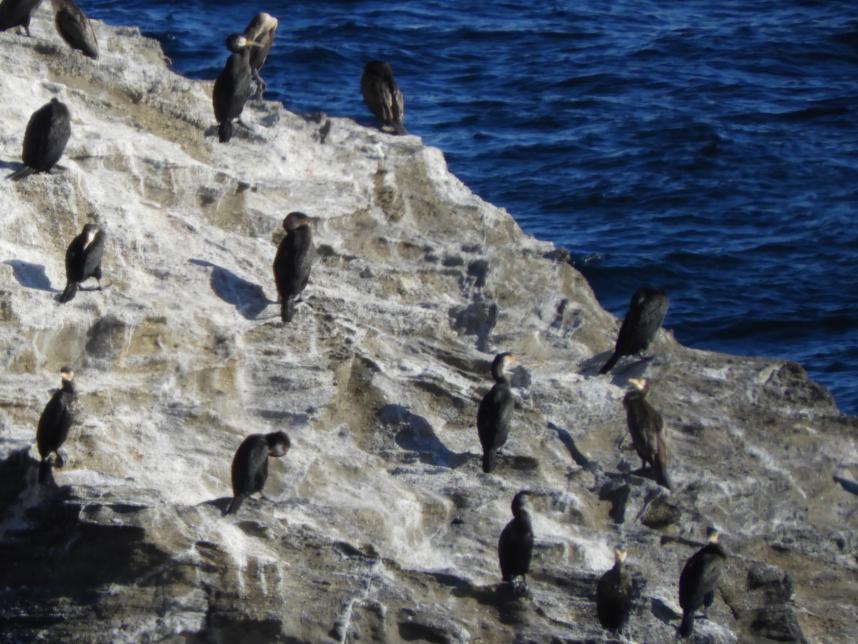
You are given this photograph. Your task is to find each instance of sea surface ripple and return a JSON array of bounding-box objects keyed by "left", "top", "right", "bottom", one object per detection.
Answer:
[{"left": 87, "top": 0, "right": 858, "bottom": 414}]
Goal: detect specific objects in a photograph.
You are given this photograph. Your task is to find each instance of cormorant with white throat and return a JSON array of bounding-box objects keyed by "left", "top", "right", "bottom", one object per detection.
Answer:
[
  {"left": 242, "top": 12, "right": 277, "bottom": 99},
  {"left": 623, "top": 378, "right": 671, "bottom": 489},
  {"left": 59, "top": 223, "right": 105, "bottom": 303},
  {"left": 679, "top": 527, "right": 727, "bottom": 638},
  {"left": 597, "top": 545, "right": 633, "bottom": 631}
]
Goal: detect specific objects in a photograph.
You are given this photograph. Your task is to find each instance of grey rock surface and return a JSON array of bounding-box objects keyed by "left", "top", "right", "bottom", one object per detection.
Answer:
[{"left": 1, "top": 7, "right": 857, "bottom": 644}]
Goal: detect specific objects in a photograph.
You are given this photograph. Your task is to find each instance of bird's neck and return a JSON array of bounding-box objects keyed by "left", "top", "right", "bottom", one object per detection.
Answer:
[{"left": 62, "top": 381, "right": 76, "bottom": 394}]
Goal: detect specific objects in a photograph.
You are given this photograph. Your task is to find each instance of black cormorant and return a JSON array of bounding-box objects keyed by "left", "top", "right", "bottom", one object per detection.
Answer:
[
  {"left": 0, "top": 0, "right": 42, "bottom": 36},
  {"left": 679, "top": 527, "right": 727, "bottom": 638},
  {"left": 213, "top": 33, "right": 259, "bottom": 143},
  {"left": 477, "top": 352, "right": 516, "bottom": 473},
  {"left": 36, "top": 367, "right": 77, "bottom": 483},
  {"left": 273, "top": 212, "right": 315, "bottom": 323},
  {"left": 14, "top": 98, "right": 71, "bottom": 179},
  {"left": 599, "top": 287, "right": 668, "bottom": 374},
  {"left": 498, "top": 490, "right": 534, "bottom": 597},
  {"left": 50, "top": 0, "right": 98, "bottom": 59},
  {"left": 596, "top": 545, "right": 633, "bottom": 631},
  {"left": 242, "top": 12, "right": 277, "bottom": 99},
  {"left": 361, "top": 60, "right": 406, "bottom": 135},
  {"left": 59, "top": 223, "right": 105, "bottom": 303},
  {"left": 623, "top": 378, "right": 671, "bottom": 489},
  {"left": 225, "top": 431, "right": 291, "bottom": 515}
]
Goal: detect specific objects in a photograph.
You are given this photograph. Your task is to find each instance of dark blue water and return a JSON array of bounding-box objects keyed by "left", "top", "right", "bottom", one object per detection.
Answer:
[{"left": 86, "top": 1, "right": 858, "bottom": 415}]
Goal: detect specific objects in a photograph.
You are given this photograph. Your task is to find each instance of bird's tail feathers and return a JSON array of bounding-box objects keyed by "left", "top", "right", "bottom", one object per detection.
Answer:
[
  {"left": 218, "top": 121, "right": 233, "bottom": 143},
  {"left": 679, "top": 610, "right": 694, "bottom": 638},
  {"left": 599, "top": 351, "right": 620, "bottom": 374},
  {"left": 482, "top": 449, "right": 496, "bottom": 473},
  {"left": 7, "top": 166, "right": 35, "bottom": 181},
  {"left": 224, "top": 495, "right": 245, "bottom": 515},
  {"left": 38, "top": 458, "right": 52, "bottom": 484},
  {"left": 281, "top": 297, "right": 296, "bottom": 323},
  {"left": 58, "top": 282, "right": 77, "bottom": 303}
]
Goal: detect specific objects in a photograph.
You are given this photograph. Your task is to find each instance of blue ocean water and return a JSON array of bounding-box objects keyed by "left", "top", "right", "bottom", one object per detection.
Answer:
[{"left": 86, "top": 1, "right": 858, "bottom": 414}]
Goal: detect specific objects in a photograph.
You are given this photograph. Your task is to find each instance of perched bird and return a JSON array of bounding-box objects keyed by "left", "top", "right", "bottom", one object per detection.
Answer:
[
  {"left": 36, "top": 367, "right": 78, "bottom": 484},
  {"left": 498, "top": 491, "right": 534, "bottom": 597},
  {"left": 242, "top": 12, "right": 277, "bottom": 99},
  {"left": 361, "top": 60, "right": 406, "bottom": 134},
  {"left": 50, "top": 0, "right": 98, "bottom": 59},
  {"left": 213, "top": 33, "right": 258, "bottom": 143},
  {"left": 0, "top": 0, "right": 42, "bottom": 36},
  {"left": 273, "top": 212, "right": 315, "bottom": 323},
  {"left": 679, "top": 527, "right": 728, "bottom": 638},
  {"left": 623, "top": 378, "right": 671, "bottom": 489},
  {"left": 225, "top": 431, "right": 291, "bottom": 515},
  {"left": 599, "top": 287, "right": 669, "bottom": 374},
  {"left": 477, "top": 352, "right": 516, "bottom": 473},
  {"left": 597, "top": 545, "right": 633, "bottom": 631},
  {"left": 59, "top": 223, "right": 105, "bottom": 303},
  {"left": 12, "top": 98, "right": 71, "bottom": 180}
]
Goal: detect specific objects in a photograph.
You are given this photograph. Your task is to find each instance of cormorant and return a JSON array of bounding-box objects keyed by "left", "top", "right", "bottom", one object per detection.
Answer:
[
  {"left": 597, "top": 545, "right": 633, "bottom": 631},
  {"left": 498, "top": 491, "right": 534, "bottom": 597},
  {"left": 225, "top": 431, "right": 291, "bottom": 515},
  {"left": 51, "top": 0, "right": 98, "bottom": 59},
  {"left": 679, "top": 527, "right": 728, "bottom": 638},
  {"left": 213, "top": 33, "right": 259, "bottom": 143},
  {"left": 0, "top": 0, "right": 42, "bottom": 36},
  {"left": 242, "top": 12, "right": 277, "bottom": 99},
  {"left": 59, "top": 223, "right": 105, "bottom": 303},
  {"left": 13, "top": 98, "right": 71, "bottom": 180},
  {"left": 623, "top": 378, "right": 671, "bottom": 489},
  {"left": 36, "top": 367, "right": 77, "bottom": 483},
  {"left": 477, "top": 352, "right": 516, "bottom": 473},
  {"left": 599, "top": 287, "right": 669, "bottom": 374},
  {"left": 273, "top": 212, "right": 315, "bottom": 323},
  {"left": 361, "top": 60, "right": 406, "bottom": 135}
]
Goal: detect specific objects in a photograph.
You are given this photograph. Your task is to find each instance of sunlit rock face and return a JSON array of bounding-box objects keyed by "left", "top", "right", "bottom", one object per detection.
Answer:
[{"left": 1, "top": 7, "right": 856, "bottom": 643}]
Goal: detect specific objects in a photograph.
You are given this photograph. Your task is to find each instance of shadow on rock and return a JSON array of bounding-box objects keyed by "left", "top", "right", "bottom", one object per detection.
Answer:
[
  {"left": 4, "top": 260, "right": 55, "bottom": 292},
  {"left": 190, "top": 259, "right": 271, "bottom": 320},
  {"left": 379, "top": 404, "right": 469, "bottom": 469},
  {"left": 423, "top": 571, "right": 532, "bottom": 626},
  {"left": 547, "top": 422, "right": 599, "bottom": 472}
]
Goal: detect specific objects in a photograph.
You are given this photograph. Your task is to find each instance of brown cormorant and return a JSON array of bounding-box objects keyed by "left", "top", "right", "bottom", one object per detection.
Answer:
[
  {"left": 59, "top": 223, "right": 105, "bottom": 303},
  {"left": 13, "top": 98, "right": 71, "bottom": 180},
  {"left": 679, "top": 527, "right": 727, "bottom": 638},
  {"left": 273, "top": 212, "right": 315, "bottom": 323},
  {"left": 623, "top": 378, "right": 671, "bottom": 489},
  {"left": 225, "top": 431, "right": 291, "bottom": 515},
  {"left": 0, "top": 0, "right": 42, "bottom": 36},
  {"left": 242, "top": 12, "right": 277, "bottom": 99},
  {"left": 477, "top": 352, "right": 516, "bottom": 473},
  {"left": 36, "top": 367, "right": 77, "bottom": 483},
  {"left": 596, "top": 545, "right": 633, "bottom": 631},
  {"left": 50, "top": 0, "right": 98, "bottom": 59},
  {"left": 361, "top": 60, "right": 406, "bottom": 135},
  {"left": 498, "top": 491, "right": 534, "bottom": 597},
  {"left": 213, "top": 33, "right": 260, "bottom": 143},
  {"left": 599, "top": 287, "right": 669, "bottom": 374}
]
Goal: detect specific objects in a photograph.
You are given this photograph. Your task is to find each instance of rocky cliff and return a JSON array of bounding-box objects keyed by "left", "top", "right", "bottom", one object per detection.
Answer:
[{"left": 1, "top": 8, "right": 856, "bottom": 643}]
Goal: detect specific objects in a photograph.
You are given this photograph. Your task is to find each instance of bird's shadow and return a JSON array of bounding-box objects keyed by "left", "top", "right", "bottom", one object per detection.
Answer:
[
  {"left": 547, "top": 421, "right": 599, "bottom": 472},
  {"left": 199, "top": 496, "right": 233, "bottom": 514},
  {"left": 189, "top": 259, "right": 273, "bottom": 320},
  {"left": 379, "top": 404, "right": 469, "bottom": 469},
  {"left": 0, "top": 158, "right": 25, "bottom": 174},
  {"left": 4, "top": 260, "right": 56, "bottom": 292}
]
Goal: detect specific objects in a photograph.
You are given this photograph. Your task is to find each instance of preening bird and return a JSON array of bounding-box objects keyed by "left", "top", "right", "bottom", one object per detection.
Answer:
[
  {"left": 51, "top": 0, "right": 98, "bottom": 59},
  {"left": 361, "top": 60, "right": 406, "bottom": 134},
  {"left": 225, "top": 431, "right": 291, "bottom": 515},
  {"left": 273, "top": 212, "right": 315, "bottom": 323},
  {"left": 242, "top": 12, "right": 278, "bottom": 99},
  {"left": 600, "top": 287, "right": 668, "bottom": 374},
  {"left": 59, "top": 223, "right": 105, "bottom": 303},
  {"left": 477, "top": 352, "right": 516, "bottom": 473}
]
